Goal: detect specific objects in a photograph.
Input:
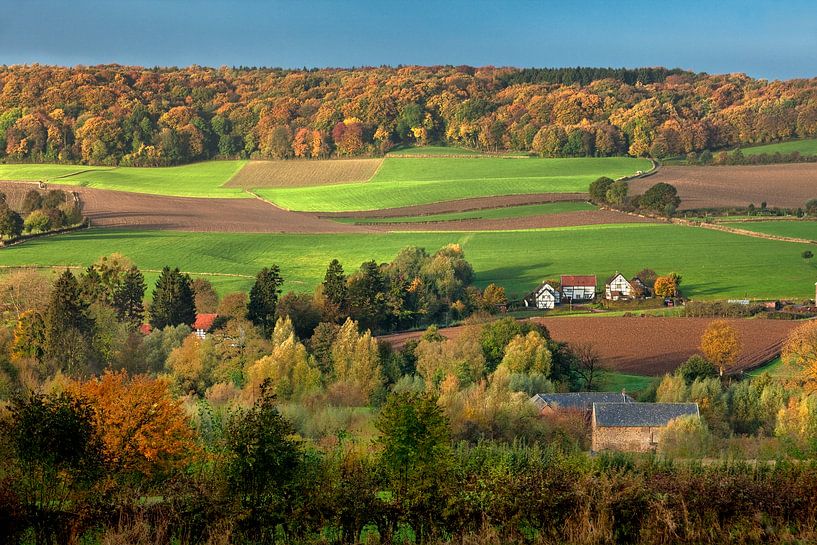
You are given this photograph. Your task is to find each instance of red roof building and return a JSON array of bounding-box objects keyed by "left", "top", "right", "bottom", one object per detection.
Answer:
[
  {"left": 560, "top": 275, "right": 597, "bottom": 302},
  {"left": 194, "top": 313, "right": 218, "bottom": 338}
]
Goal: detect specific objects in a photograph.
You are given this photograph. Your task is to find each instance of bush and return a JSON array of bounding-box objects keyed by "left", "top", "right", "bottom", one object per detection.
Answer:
[
  {"left": 23, "top": 209, "right": 50, "bottom": 233},
  {"left": 588, "top": 176, "right": 614, "bottom": 203},
  {"left": 678, "top": 355, "right": 718, "bottom": 384},
  {"left": 659, "top": 415, "right": 712, "bottom": 458}
]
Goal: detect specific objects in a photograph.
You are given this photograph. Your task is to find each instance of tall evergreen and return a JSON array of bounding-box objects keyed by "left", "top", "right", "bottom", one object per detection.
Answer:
[
  {"left": 114, "top": 266, "right": 147, "bottom": 326},
  {"left": 44, "top": 269, "right": 95, "bottom": 375},
  {"left": 322, "top": 259, "right": 347, "bottom": 308},
  {"left": 149, "top": 266, "right": 196, "bottom": 330},
  {"left": 247, "top": 265, "right": 284, "bottom": 335}
]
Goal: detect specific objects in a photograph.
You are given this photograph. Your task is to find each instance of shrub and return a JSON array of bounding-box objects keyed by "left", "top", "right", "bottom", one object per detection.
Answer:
[{"left": 23, "top": 209, "right": 50, "bottom": 233}]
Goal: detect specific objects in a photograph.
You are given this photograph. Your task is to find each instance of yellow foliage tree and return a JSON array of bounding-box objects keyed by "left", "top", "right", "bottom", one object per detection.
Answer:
[
  {"left": 700, "top": 320, "right": 740, "bottom": 375},
  {"left": 499, "top": 331, "right": 552, "bottom": 376},
  {"left": 329, "top": 318, "right": 382, "bottom": 403},
  {"left": 782, "top": 320, "right": 817, "bottom": 391}
]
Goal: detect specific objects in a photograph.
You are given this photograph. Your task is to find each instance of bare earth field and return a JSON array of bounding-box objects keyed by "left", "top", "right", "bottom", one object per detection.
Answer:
[
  {"left": 225, "top": 158, "right": 383, "bottom": 188},
  {"left": 0, "top": 182, "right": 368, "bottom": 234},
  {"left": 374, "top": 210, "right": 655, "bottom": 231},
  {"left": 631, "top": 164, "right": 817, "bottom": 210},
  {"left": 322, "top": 193, "right": 589, "bottom": 219},
  {"left": 378, "top": 316, "right": 799, "bottom": 375}
]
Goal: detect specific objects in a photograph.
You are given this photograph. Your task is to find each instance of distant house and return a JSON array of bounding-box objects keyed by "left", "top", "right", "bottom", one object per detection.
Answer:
[
  {"left": 531, "top": 392, "right": 633, "bottom": 417},
  {"left": 194, "top": 313, "right": 218, "bottom": 339},
  {"left": 591, "top": 402, "right": 700, "bottom": 452},
  {"left": 605, "top": 273, "right": 652, "bottom": 301},
  {"left": 524, "top": 282, "right": 561, "bottom": 309},
  {"left": 561, "top": 275, "right": 597, "bottom": 302}
]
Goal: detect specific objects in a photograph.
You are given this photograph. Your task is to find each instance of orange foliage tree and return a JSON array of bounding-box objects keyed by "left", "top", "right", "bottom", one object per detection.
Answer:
[
  {"left": 700, "top": 320, "right": 741, "bottom": 375},
  {"left": 70, "top": 370, "right": 197, "bottom": 476},
  {"left": 782, "top": 319, "right": 817, "bottom": 391}
]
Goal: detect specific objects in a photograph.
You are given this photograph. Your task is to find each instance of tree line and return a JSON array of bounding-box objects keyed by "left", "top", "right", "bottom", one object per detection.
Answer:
[{"left": 1, "top": 65, "right": 817, "bottom": 165}]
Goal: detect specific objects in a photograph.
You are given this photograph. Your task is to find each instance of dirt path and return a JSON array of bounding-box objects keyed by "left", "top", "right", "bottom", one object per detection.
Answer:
[{"left": 378, "top": 316, "right": 799, "bottom": 376}]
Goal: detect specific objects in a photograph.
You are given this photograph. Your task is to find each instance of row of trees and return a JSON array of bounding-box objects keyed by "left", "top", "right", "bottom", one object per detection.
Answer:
[
  {"left": 0, "top": 188, "right": 83, "bottom": 239},
  {"left": 2, "top": 65, "right": 817, "bottom": 165},
  {"left": 589, "top": 176, "right": 682, "bottom": 216}
]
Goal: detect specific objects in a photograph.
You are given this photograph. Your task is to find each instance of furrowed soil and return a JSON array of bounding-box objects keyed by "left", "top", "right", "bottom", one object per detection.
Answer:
[
  {"left": 378, "top": 316, "right": 800, "bottom": 375},
  {"left": 225, "top": 158, "right": 383, "bottom": 188},
  {"left": 0, "top": 181, "right": 370, "bottom": 234},
  {"left": 630, "top": 164, "right": 817, "bottom": 210}
]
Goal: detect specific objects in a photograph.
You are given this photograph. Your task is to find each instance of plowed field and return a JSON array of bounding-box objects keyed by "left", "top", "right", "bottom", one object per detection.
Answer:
[
  {"left": 631, "top": 164, "right": 817, "bottom": 210},
  {"left": 378, "top": 316, "right": 801, "bottom": 375},
  {"left": 226, "top": 158, "right": 383, "bottom": 188}
]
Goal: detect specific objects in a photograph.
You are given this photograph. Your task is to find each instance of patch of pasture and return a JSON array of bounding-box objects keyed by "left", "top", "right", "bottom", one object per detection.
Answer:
[
  {"left": 741, "top": 139, "right": 817, "bottom": 156},
  {"left": 721, "top": 220, "right": 817, "bottom": 241}
]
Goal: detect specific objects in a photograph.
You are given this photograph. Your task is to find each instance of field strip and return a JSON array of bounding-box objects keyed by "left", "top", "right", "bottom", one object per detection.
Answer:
[
  {"left": 53, "top": 167, "right": 118, "bottom": 179},
  {"left": 0, "top": 264, "right": 255, "bottom": 279},
  {"left": 684, "top": 220, "right": 817, "bottom": 244}
]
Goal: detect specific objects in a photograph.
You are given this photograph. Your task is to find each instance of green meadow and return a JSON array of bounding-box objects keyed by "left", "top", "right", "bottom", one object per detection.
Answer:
[
  {"left": 258, "top": 156, "right": 650, "bottom": 211},
  {"left": 0, "top": 163, "right": 110, "bottom": 180},
  {"left": 50, "top": 160, "right": 249, "bottom": 198},
  {"left": 386, "top": 145, "right": 487, "bottom": 156},
  {"left": 335, "top": 201, "right": 596, "bottom": 224},
  {"left": 2, "top": 223, "right": 814, "bottom": 299},
  {"left": 723, "top": 220, "right": 817, "bottom": 240},
  {"left": 742, "top": 138, "right": 817, "bottom": 156}
]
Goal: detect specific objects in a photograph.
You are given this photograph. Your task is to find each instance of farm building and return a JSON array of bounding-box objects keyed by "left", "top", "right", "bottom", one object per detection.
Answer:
[
  {"left": 194, "top": 313, "right": 219, "bottom": 339},
  {"left": 561, "top": 275, "right": 597, "bottom": 302},
  {"left": 591, "top": 402, "right": 700, "bottom": 452},
  {"left": 524, "top": 281, "right": 561, "bottom": 309},
  {"left": 604, "top": 273, "right": 651, "bottom": 301},
  {"left": 531, "top": 392, "right": 633, "bottom": 416}
]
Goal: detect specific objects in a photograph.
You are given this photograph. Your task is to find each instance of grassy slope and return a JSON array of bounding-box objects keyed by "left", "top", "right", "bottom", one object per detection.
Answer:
[
  {"left": 2, "top": 223, "right": 815, "bottom": 299},
  {"left": 722, "top": 221, "right": 817, "bottom": 240},
  {"left": 742, "top": 139, "right": 817, "bottom": 156},
  {"left": 387, "top": 145, "right": 486, "bottom": 156},
  {"left": 258, "top": 157, "right": 650, "bottom": 212},
  {"left": 48, "top": 161, "right": 249, "bottom": 198},
  {"left": 0, "top": 164, "right": 110, "bottom": 180},
  {"left": 335, "top": 202, "right": 596, "bottom": 224}
]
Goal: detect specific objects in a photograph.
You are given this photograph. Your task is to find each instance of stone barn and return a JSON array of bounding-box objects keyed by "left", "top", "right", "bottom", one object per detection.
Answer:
[
  {"left": 531, "top": 392, "right": 633, "bottom": 417},
  {"left": 591, "top": 402, "right": 700, "bottom": 453}
]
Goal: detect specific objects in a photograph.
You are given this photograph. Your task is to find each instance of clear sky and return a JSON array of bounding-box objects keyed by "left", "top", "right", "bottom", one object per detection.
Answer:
[{"left": 1, "top": 0, "right": 816, "bottom": 80}]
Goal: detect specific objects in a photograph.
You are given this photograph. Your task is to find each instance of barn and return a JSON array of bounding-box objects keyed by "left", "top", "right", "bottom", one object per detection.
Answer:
[
  {"left": 531, "top": 392, "right": 633, "bottom": 416},
  {"left": 591, "top": 402, "right": 700, "bottom": 452},
  {"left": 524, "top": 281, "right": 561, "bottom": 309},
  {"left": 561, "top": 275, "right": 597, "bottom": 302}
]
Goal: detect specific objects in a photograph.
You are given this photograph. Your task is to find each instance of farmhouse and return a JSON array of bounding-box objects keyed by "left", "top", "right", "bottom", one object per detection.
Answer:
[
  {"left": 524, "top": 281, "right": 561, "bottom": 309},
  {"left": 531, "top": 392, "right": 633, "bottom": 416},
  {"left": 561, "top": 275, "right": 597, "bottom": 302},
  {"left": 604, "top": 273, "right": 651, "bottom": 301},
  {"left": 591, "top": 402, "right": 700, "bottom": 452}
]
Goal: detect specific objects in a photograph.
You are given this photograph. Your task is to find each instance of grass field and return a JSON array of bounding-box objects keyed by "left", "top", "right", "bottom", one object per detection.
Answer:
[
  {"left": 742, "top": 139, "right": 817, "bottom": 156},
  {"left": 258, "top": 156, "right": 650, "bottom": 212},
  {"left": 47, "top": 161, "right": 249, "bottom": 198},
  {"left": 0, "top": 163, "right": 111, "bottom": 180},
  {"left": 599, "top": 372, "right": 656, "bottom": 394},
  {"left": 226, "top": 158, "right": 383, "bottom": 189},
  {"left": 722, "top": 220, "right": 817, "bottom": 240},
  {"left": 2, "top": 223, "right": 815, "bottom": 299},
  {"left": 387, "top": 145, "right": 487, "bottom": 156},
  {"left": 334, "top": 202, "right": 596, "bottom": 224},
  {"left": 746, "top": 357, "right": 790, "bottom": 377}
]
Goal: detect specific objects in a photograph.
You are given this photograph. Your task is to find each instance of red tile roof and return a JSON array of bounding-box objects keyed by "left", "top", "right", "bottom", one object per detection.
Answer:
[
  {"left": 194, "top": 313, "right": 218, "bottom": 331},
  {"left": 560, "top": 275, "right": 597, "bottom": 287},
  {"left": 139, "top": 323, "right": 152, "bottom": 335}
]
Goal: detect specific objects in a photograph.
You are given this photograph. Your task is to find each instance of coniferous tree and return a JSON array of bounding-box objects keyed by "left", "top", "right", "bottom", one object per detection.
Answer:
[
  {"left": 79, "top": 266, "right": 105, "bottom": 304},
  {"left": 149, "top": 266, "right": 196, "bottom": 330},
  {"left": 247, "top": 265, "right": 284, "bottom": 335},
  {"left": 347, "top": 260, "right": 387, "bottom": 333},
  {"left": 113, "top": 266, "right": 146, "bottom": 326},
  {"left": 322, "top": 259, "right": 347, "bottom": 309},
  {"left": 43, "top": 269, "right": 95, "bottom": 375}
]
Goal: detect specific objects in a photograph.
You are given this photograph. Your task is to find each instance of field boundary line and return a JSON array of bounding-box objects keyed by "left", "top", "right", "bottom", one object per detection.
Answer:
[{"left": 0, "top": 264, "right": 255, "bottom": 279}]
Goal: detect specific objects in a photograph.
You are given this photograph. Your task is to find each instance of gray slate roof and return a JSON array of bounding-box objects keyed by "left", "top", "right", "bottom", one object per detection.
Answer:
[
  {"left": 531, "top": 392, "right": 633, "bottom": 411},
  {"left": 593, "top": 402, "right": 699, "bottom": 427}
]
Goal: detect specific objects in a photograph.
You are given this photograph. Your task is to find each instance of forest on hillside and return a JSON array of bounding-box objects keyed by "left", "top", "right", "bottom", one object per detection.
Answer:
[{"left": 0, "top": 65, "right": 816, "bottom": 166}]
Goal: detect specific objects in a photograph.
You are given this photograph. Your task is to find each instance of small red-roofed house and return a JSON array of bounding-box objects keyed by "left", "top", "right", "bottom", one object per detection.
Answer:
[
  {"left": 560, "top": 275, "right": 597, "bottom": 302},
  {"left": 139, "top": 323, "right": 152, "bottom": 336},
  {"left": 194, "top": 313, "right": 218, "bottom": 339}
]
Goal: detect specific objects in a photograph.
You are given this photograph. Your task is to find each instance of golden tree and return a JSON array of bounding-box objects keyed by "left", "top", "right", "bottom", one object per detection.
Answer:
[
  {"left": 700, "top": 320, "right": 741, "bottom": 375},
  {"left": 782, "top": 319, "right": 817, "bottom": 391}
]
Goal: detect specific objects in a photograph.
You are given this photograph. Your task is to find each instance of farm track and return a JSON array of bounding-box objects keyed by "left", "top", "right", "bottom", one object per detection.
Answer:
[
  {"left": 0, "top": 181, "right": 373, "bottom": 234},
  {"left": 378, "top": 316, "right": 800, "bottom": 376},
  {"left": 321, "top": 193, "right": 589, "bottom": 218},
  {"left": 630, "top": 164, "right": 817, "bottom": 210}
]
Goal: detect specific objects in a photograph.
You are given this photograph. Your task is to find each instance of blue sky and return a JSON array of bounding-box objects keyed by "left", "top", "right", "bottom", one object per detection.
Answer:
[{"left": 1, "top": 0, "right": 816, "bottom": 79}]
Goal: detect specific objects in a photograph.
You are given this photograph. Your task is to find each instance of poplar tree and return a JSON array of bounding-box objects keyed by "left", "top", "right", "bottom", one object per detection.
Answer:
[
  {"left": 247, "top": 265, "right": 283, "bottom": 336},
  {"left": 149, "top": 266, "right": 196, "bottom": 330}
]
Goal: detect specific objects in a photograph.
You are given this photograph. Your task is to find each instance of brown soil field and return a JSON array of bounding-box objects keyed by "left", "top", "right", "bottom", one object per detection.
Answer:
[
  {"left": 322, "top": 193, "right": 589, "bottom": 219},
  {"left": 630, "top": 164, "right": 817, "bottom": 210},
  {"left": 0, "top": 180, "right": 37, "bottom": 209},
  {"left": 373, "top": 210, "right": 655, "bottom": 231},
  {"left": 378, "top": 316, "right": 800, "bottom": 376},
  {"left": 0, "top": 181, "right": 369, "bottom": 234},
  {"left": 225, "top": 158, "right": 383, "bottom": 188}
]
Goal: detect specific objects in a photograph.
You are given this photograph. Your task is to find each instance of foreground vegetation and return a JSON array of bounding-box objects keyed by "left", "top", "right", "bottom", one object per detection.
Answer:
[
  {"left": 2, "top": 223, "right": 815, "bottom": 298},
  {"left": 257, "top": 157, "right": 649, "bottom": 211}
]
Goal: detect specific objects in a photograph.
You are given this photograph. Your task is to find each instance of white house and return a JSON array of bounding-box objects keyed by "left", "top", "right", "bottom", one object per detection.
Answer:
[
  {"left": 524, "top": 282, "right": 561, "bottom": 309},
  {"left": 605, "top": 273, "right": 635, "bottom": 300},
  {"left": 561, "top": 275, "right": 596, "bottom": 302}
]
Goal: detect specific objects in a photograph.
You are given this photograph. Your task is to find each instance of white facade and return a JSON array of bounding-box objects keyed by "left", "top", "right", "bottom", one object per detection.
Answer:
[
  {"left": 525, "top": 283, "right": 561, "bottom": 309},
  {"left": 562, "top": 285, "right": 595, "bottom": 301},
  {"left": 605, "top": 273, "right": 634, "bottom": 300}
]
